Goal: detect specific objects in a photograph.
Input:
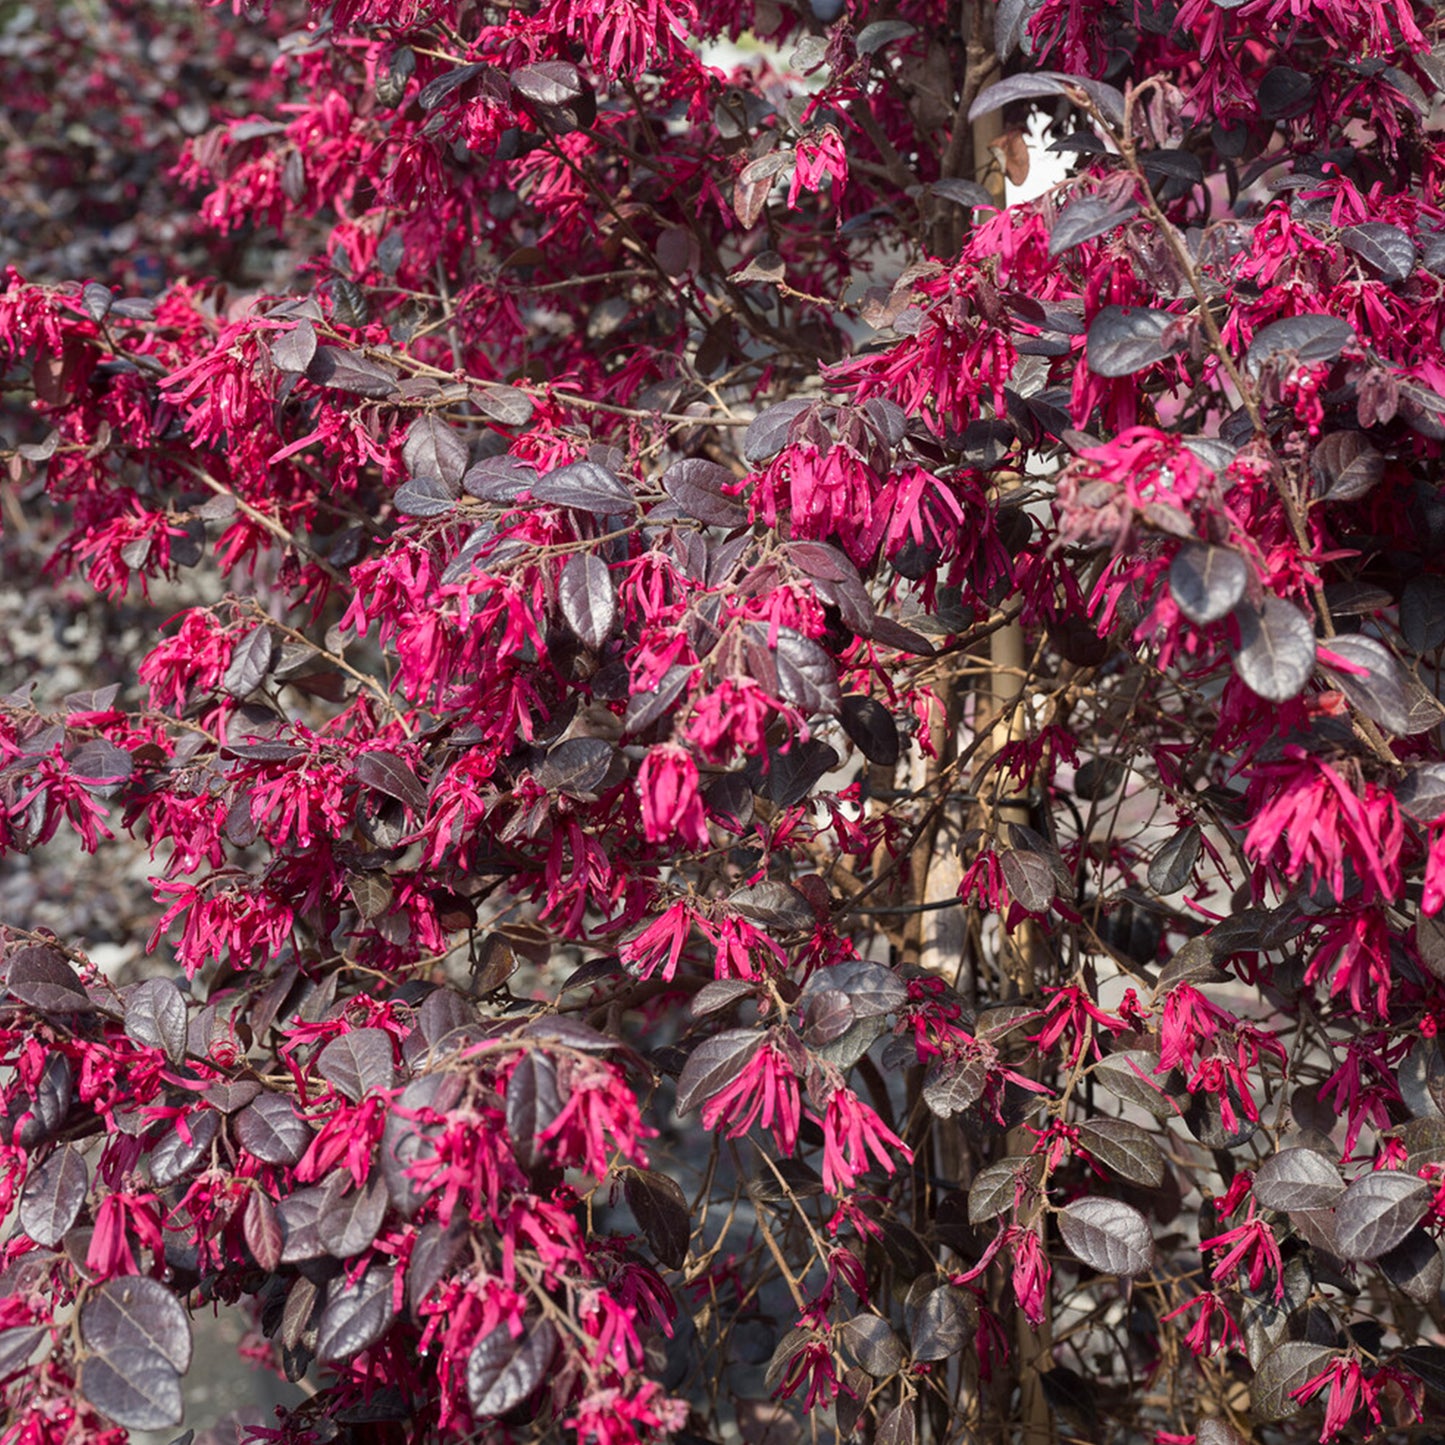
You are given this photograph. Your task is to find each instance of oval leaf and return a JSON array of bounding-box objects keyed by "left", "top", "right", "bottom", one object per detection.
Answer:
[
  {"left": 1334, "top": 1171, "right": 1430, "bottom": 1262},
  {"left": 317, "top": 1028, "right": 396, "bottom": 1103},
  {"left": 19, "top": 1144, "right": 89, "bottom": 1247},
  {"left": 661, "top": 458, "right": 749, "bottom": 527},
  {"left": 675, "top": 1030, "right": 760, "bottom": 1116},
  {"left": 467, "top": 1319, "right": 559, "bottom": 1418},
  {"left": 234, "top": 1092, "right": 312, "bottom": 1166},
  {"left": 79, "top": 1348, "right": 183, "bottom": 1431},
  {"left": 124, "top": 977, "right": 188, "bottom": 1064},
  {"left": 1170, "top": 545, "right": 1249, "bottom": 626},
  {"left": 315, "top": 1265, "right": 398, "bottom": 1362},
  {"left": 1233, "top": 597, "right": 1316, "bottom": 702},
  {"left": 1049, "top": 195, "right": 1139, "bottom": 256},
  {"left": 1086, "top": 305, "right": 1185, "bottom": 377},
  {"left": 624, "top": 1168, "right": 690, "bottom": 1270},
  {"left": 81, "top": 1276, "right": 193, "bottom": 1373},
  {"left": 1252, "top": 1147, "right": 1344, "bottom": 1213},
  {"left": 559, "top": 553, "right": 618, "bottom": 650},
  {"left": 1059, "top": 1197, "right": 1154, "bottom": 1277}
]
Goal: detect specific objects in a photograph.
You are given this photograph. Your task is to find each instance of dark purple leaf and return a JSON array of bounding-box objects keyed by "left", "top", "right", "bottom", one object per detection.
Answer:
[
  {"left": 462, "top": 455, "right": 538, "bottom": 501},
  {"left": 394, "top": 475, "right": 458, "bottom": 517},
  {"left": 840, "top": 695, "right": 901, "bottom": 766},
  {"left": 307, "top": 346, "right": 398, "bottom": 398},
  {"left": 1075, "top": 1119, "right": 1165, "bottom": 1187},
  {"left": 558, "top": 553, "right": 617, "bottom": 650},
  {"left": 1397, "top": 762, "right": 1445, "bottom": 822},
  {"left": 1094, "top": 1049, "right": 1177, "bottom": 1116},
  {"left": 271, "top": 319, "right": 317, "bottom": 373},
  {"left": 1086, "top": 305, "right": 1186, "bottom": 377},
  {"left": 1401, "top": 574, "right": 1445, "bottom": 653},
  {"left": 1334, "top": 1171, "right": 1429, "bottom": 1261},
  {"left": 1147, "top": 825, "right": 1201, "bottom": 895},
  {"left": 624, "top": 1168, "right": 690, "bottom": 1269},
  {"left": 356, "top": 751, "right": 428, "bottom": 813},
  {"left": 1156, "top": 939, "right": 1227, "bottom": 994},
  {"left": 923, "top": 1055, "right": 988, "bottom": 1118},
  {"left": 743, "top": 400, "right": 811, "bottom": 463},
  {"left": 19, "top": 1144, "right": 88, "bottom": 1246},
  {"left": 1341, "top": 222, "right": 1416, "bottom": 283},
  {"left": 5, "top": 948, "right": 92, "bottom": 1015},
  {"left": 999, "top": 849, "right": 1055, "bottom": 913},
  {"left": 768, "top": 627, "right": 841, "bottom": 716},
  {"left": 408, "top": 1220, "right": 467, "bottom": 1312},
  {"left": 868, "top": 616, "right": 936, "bottom": 654},
  {"left": 840, "top": 1314, "right": 906, "bottom": 1377},
  {"left": 1195, "top": 1423, "right": 1248, "bottom": 1445},
  {"left": 731, "top": 881, "right": 814, "bottom": 932},
  {"left": 79, "top": 1349, "right": 183, "bottom": 1431},
  {"left": 506, "top": 1052, "right": 563, "bottom": 1170},
  {"left": 1398, "top": 1345, "right": 1445, "bottom": 1400},
  {"left": 856, "top": 19, "right": 915, "bottom": 54},
  {"left": 317, "top": 1174, "right": 388, "bottom": 1259},
  {"left": 966, "top": 70, "right": 1074, "bottom": 119},
  {"left": 534, "top": 736, "right": 614, "bottom": 796},
  {"left": 1169, "top": 545, "right": 1249, "bottom": 625},
  {"left": 1252, "top": 1147, "right": 1343, "bottom": 1212},
  {"left": 1378, "top": 1227, "right": 1443, "bottom": 1303},
  {"left": 1245, "top": 314, "right": 1355, "bottom": 374},
  {"left": 1233, "top": 597, "right": 1317, "bottom": 702},
  {"left": 1312, "top": 430, "right": 1385, "bottom": 502},
  {"left": 81, "top": 1276, "right": 192, "bottom": 1373},
  {"left": 511, "top": 61, "right": 583, "bottom": 106},
  {"left": 1322, "top": 633, "right": 1414, "bottom": 734},
  {"left": 69, "top": 740, "right": 133, "bottom": 790},
  {"left": 315, "top": 1265, "right": 398, "bottom": 1363},
  {"left": 277, "top": 1184, "right": 329, "bottom": 1262},
  {"left": 662, "top": 458, "right": 749, "bottom": 527},
  {"left": 623, "top": 664, "right": 692, "bottom": 735},
  {"left": 150, "top": 1108, "right": 219, "bottom": 1187},
  {"left": 244, "top": 1190, "right": 283, "bottom": 1271},
  {"left": 204, "top": 1079, "right": 261, "bottom": 1114},
  {"left": 473, "top": 382, "right": 534, "bottom": 427},
  {"left": 968, "top": 1158, "right": 1040, "bottom": 1224},
  {"left": 675, "top": 1030, "right": 760, "bottom": 1116},
  {"left": 234, "top": 1092, "right": 312, "bottom": 1166},
  {"left": 908, "top": 1284, "right": 973, "bottom": 1362},
  {"left": 686, "top": 982, "right": 753, "bottom": 1026},
  {"left": 766, "top": 738, "right": 840, "bottom": 806},
  {"left": 1058, "top": 1196, "right": 1154, "bottom": 1276},
  {"left": 1252, "top": 54, "right": 1316, "bottom": 111},
  {"left": 932, "top": 178, "right": 999, "bottom": 210},
  {"left": 1049, "top": 196, "right": 1139, "bottom": 256},
  {"left": 521, "top": 1016, "right": 615, "bottom": 1052},
  {"left": 802, "top": 987, "right": 855, "bottom": 1046},
  {"left": 876, "top": 1404, "right": 916, "bottom": 1445},
  {"left": 221, "top": 626, "right": 274, "bottom": 699},
  {"left": 994, "top": 0, "right": 1033, "bottom": 57},
  {"left": 806, "top": 958, "right": 909, "bottom": 1018},
  {"left": 403, "top": 414, "right": 468, "bottom": 487},
  {"left": 124, "top": 977, "right": 188, "bottom": 1064},
  {"left": 381, "top": 1073, "right": 461, "bottom": 1217},
  {"left": 468, "top": 1319, "right": 558, "bottom": 1418},
  {"left": 532, "top": 459, "right": 633, "bottom": 514},
  {"left": 317, "top": 1028, "right": 396, "bottom": 1102},
  {"left": 417, "top": 61, "right": 489, "bottom": 110},
  {"left": 0, "top": 1325, "right": 49, "bottom": 1379},
  {"left": 1250, "top": 1342, "right": 1335, "bottom": 1421}
]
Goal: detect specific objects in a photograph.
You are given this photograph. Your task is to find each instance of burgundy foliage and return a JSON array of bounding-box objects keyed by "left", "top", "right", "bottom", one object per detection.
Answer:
[{"left": 4, "top": 0, "right": 1445, "bottom": 1442}]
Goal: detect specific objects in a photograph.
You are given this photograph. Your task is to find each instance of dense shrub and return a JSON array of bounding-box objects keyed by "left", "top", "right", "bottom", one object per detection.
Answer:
[{"left": 4, "top": 1, "right": 1445, "bottom": 1442}]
